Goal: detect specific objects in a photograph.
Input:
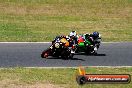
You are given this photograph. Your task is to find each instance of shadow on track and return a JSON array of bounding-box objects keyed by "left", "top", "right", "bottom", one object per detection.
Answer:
[
  {"left": 42, "top": 57, "right": 85, "bottom": 61},
  {"left": 85, "top": 54, "right": 106, "bottom": 56},
  {"left": 70, "top": 58, "right": 85, "bottom": 61},
  {"left": 94, "top": 54, "right": 106, "bottom": 56},
  {"left": 75, "top": 53, "right": 106, "bottom": 56}
]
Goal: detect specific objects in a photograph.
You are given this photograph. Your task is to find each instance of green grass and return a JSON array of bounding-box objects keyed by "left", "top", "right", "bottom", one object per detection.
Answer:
[
  {"left": 0, "top": 67, "right": 132, "bottom": 88},
  {"left": 0, "top": 0, "right": 132, "bottom": 42}
]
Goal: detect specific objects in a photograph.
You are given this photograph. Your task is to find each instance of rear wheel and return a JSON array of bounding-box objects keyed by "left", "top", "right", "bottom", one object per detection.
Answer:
[{"left": 61, "top": 50, "right": 73, "bottom": 60}]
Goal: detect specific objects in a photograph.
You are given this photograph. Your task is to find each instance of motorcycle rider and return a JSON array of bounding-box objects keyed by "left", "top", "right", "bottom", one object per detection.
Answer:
[
  {"left": 83, "top": 32, "right": 101, "bottom": 54},
  {"left": 91, "top": 31, "right": 101, "bottom": 40},
  {"left": 84, "top": 32, "right": 101, "bottom": 54},
  {"left": 83, "top": 32, "right": 101, "bottom": 46},
  {"left": 52, "top": 35, "right": 67, "bottom": 44},
  {"left": 51, "top": 35, "right": 70, "bottom": 55},
  {"left": 83, "top": 33, "right": 93, "bottom": 45},
  {"left": 70, "top": 31, "right": 77, "bottom": 37},
  {"left": 90, "top": 31, "right": 101, "bottom": 48},
  {"left": 69, "top": 31, "right": 78, "bottom": 45}
]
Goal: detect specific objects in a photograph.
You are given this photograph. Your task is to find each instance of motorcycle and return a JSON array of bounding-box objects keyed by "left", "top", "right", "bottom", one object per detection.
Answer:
[
  {"left": 41, "top": 37, "right": 74, "bottom": 59},
  {"left": 76, "top": 35, "right": 101, "bottom": 55}
]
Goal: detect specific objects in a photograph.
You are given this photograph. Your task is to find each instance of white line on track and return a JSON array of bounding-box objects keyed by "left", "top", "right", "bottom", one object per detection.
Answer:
[
  {"left": 0, "top": 42, "right": 131, "bottom": 68},
  {"left": 0, "top": 66, "right": 130, "bottom": 69},
  {"left": 25, "top": 66, "right": 132, "bottom": 69}
]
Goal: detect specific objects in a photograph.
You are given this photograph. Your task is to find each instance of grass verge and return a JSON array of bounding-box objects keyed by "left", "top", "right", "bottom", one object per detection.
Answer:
[
  {"left": 0, "top": 0, "right": 132, "bottom": 42},
  {"left": 0, "top": 67, "right": 132, "bottom": 88}
]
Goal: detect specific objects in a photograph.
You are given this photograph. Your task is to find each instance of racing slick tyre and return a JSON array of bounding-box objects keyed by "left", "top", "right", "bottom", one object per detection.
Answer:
[
  {"left": 41, "top": 52, "right": 48, "bottom": 58},
  {"left": 41, "top": 48, "right": 52, "bottom": 58},
  {"left": 61, "top": 55, "right": 68, "bottom": 60},
  {"left": 69, "top": 53, "right": 74, "bottom": 59},
  {"left": 60, "top": 49, "right": 71, "bottom": 60},
  {"left": 61, "top": 54, "right": 74, "bottom": 60}
]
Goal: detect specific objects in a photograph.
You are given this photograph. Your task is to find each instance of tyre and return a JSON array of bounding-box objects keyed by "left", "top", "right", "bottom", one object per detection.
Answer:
[
  {"left": 61, "top": 49, "right": 70, "bottom": 60},
  {"left": 41, "top": 52, "right": 48, "bottom": 58},
  {"left": 69, "top": 53, "right": 74, "bottom": 59},
  {"left": 41, "top": 48, "right": 52, "bottom": 58}
]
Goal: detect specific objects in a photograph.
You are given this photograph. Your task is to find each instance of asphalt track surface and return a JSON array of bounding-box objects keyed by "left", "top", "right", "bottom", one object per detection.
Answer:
[{"left": 0, "top": 42, "right": 132, "bottom": 67}]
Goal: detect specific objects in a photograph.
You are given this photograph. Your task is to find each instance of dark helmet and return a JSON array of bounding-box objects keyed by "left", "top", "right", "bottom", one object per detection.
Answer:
[
  {"left": 85, "top": 33, "right": 90, "bottom": 39},
  {"left": 92, "top": 31, "right": 99, "bottom": 38}
]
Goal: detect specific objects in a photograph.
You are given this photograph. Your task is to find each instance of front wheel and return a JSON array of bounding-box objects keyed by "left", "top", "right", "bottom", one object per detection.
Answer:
[
  {"left": 41, "top": 48, "right": 51, "bottom": 58},
  {"left": 69, "top": 53, "right": 74, "bottom": 59},
  {"left": 41, "top": 52, "right": 48, "bottom": 58}
]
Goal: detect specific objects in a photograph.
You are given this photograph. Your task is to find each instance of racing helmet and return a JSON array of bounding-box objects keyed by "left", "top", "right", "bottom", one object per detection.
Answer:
[
  {"left": 85, "top": 33, "right": 90, "bottom": 39},
  {"left": 92, "top": 31, "right": 99, "bottom": 38},
  {"left": 70, "top": 31, "right": 76, "bottom": 37}
]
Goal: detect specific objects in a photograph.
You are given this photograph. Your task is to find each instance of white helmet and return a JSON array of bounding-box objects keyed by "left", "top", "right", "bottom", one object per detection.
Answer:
[{"left": 70, "top": 31, "right": 76, "bottom": 37}]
